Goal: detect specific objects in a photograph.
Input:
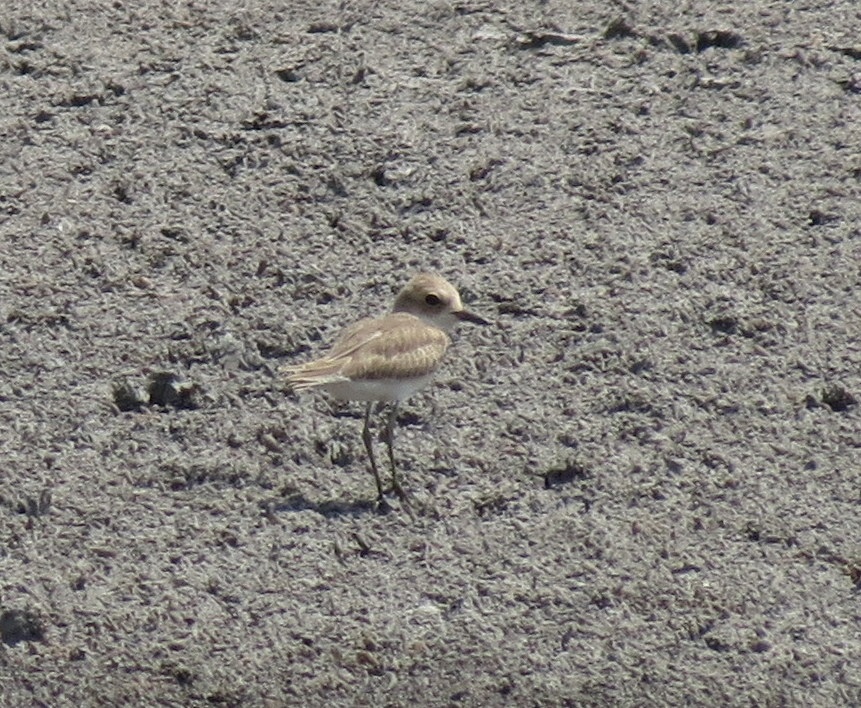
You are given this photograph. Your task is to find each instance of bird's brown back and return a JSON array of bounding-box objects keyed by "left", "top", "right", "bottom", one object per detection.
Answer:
[{"left": 283, "top": 313, "right": 451, "bottom": 390}]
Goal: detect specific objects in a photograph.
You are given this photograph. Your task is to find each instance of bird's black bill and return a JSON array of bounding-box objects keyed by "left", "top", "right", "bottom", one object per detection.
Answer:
[{"left": 455, "top": 309, "right": 491, "bottom": 326}]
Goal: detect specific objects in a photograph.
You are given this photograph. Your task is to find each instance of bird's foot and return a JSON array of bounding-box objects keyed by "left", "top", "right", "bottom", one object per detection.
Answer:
[{"left": 373, "top": 494, "right": 394, "bottom": 515}]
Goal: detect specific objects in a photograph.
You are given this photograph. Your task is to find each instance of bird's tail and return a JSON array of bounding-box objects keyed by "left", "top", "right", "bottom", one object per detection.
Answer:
[{"left": 280, "top": 361, "right": 346, "bottom": 393}]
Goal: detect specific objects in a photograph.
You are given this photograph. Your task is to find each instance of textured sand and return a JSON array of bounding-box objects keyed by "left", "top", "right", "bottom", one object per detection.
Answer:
[{"left": 1, "top": 1, "right": 860, "bottom": 705}]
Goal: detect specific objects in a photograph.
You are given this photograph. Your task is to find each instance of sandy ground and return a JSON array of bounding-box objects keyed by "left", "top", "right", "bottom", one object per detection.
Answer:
[{"left": 1, "top": 1, "right": 860, "bottom": 705}]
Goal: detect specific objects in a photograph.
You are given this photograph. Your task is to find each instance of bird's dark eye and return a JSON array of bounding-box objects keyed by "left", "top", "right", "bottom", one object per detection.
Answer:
[{"left": 425, "top": 293, "right": 441, "bottom": 306}]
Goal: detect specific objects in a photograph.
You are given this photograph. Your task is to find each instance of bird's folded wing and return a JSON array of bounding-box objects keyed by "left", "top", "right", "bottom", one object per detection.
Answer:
[
  {"left": 337, "top": 323, "right": 451, "bottom": 380},
  {"left": 284, "top": 315, "right": 451, "bottom": 386}
]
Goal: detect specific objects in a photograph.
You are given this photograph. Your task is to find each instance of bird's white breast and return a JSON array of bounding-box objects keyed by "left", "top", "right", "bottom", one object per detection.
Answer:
[{"left": 322, "top": 375, "right": 435, "bottom": 403}]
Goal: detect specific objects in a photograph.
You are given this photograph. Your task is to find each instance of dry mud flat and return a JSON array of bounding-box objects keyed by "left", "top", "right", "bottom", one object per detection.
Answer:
[{"left": 1, "top": 1, "right": 860, "bottom": 706}]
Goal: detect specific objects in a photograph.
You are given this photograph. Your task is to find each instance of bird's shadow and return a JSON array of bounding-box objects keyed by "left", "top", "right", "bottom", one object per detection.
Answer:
[{"left": 261, "top": 491, "right": 399, "bottom": 518}]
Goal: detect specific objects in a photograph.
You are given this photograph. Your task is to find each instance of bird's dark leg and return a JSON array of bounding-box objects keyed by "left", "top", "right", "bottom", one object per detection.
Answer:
[
  {"left": 361, "top": 402, "right": 385, "bottom": 501},
  {"left": 383, "top": 403, "right": 407, "bottom": 502}
]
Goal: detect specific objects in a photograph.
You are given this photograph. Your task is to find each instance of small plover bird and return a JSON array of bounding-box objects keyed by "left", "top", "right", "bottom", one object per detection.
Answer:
[{"left": 282, "top": 273, "right": 488, "bottom": 504}]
